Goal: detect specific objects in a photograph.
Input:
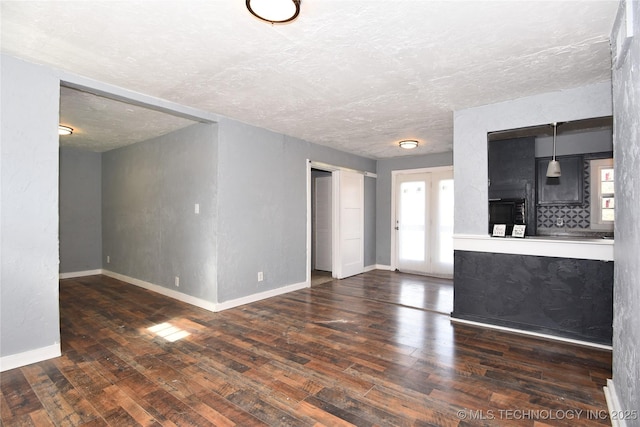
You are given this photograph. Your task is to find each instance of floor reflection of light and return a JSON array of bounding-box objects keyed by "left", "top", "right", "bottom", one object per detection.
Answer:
[
  {"left": 147, "top": 322, "right": 190, "bottom": 342},
  {"left": 433, "top": 316, "right": 456, "bottom": 367},
  {"left": 436, "top": 286, "right": 454, "bottom": 313},
  {"left": 395, "top": 306, "right": 425, "bottom": 348},
  {"left": 399, "top": 283, "right": 424, "bottom": 307}
]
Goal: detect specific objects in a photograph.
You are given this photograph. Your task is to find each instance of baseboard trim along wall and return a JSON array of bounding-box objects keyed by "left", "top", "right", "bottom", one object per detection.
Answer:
[
  {"left": 604, "top": 379, "right": 628, "bottom": 427},
  {"left": 0, "top": 343, "right": 61, "bottom": 372},
  {"left": 371, "top": 264, "right": 393, "bottom": 271},
  {"left": 59, "top": 269, "right": 103, "bottom": 279},
  {"left": 450, "top": 317, "right": 613, "bottom": 351},
  {"left": 101, "top": 270, "right": 218, "bottom": 312},
  {"left": 216, "top": 281, "right": 310, "bottom": 312}
]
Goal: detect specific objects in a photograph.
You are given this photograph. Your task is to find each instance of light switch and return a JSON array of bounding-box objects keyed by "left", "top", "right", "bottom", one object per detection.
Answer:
[{"left": 195, "top": 203, "right": 200, "bottom": 214}]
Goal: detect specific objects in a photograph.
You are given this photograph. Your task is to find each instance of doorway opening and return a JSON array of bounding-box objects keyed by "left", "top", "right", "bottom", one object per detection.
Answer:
[
  {"left": 306, "top": 161, "right": 368, "bottom": 286},
  {"left": 58, "top": 85, "right": 205, "bottom": 278},
  {"left": 311, "top": 168, "right": 333, "bottom": 286},
  {"left": 391, "top": 166, "right": 454, "bottom": 278}
]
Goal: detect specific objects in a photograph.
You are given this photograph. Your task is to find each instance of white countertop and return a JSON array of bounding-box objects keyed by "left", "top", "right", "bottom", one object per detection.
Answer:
[{"left": 453, "top": 234, "right": 614, "bottom": 261}]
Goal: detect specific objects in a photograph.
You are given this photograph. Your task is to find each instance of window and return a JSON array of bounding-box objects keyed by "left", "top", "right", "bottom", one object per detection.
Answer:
[{"left": 590, "top": 158, "right": 614, "bottom": 231}]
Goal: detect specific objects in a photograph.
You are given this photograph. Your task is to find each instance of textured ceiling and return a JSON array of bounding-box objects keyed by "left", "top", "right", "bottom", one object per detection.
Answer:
[
  {"left": 59, "top": 87, "right": 199, "bottom": 152},
  {"left": 1, "top": 1, "right": 619, "bottom": 158}
]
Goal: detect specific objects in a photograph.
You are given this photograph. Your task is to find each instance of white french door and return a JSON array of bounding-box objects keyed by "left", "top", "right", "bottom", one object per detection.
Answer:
[{"left": 394, "top": 169, "right": 454, "bottom": 277}]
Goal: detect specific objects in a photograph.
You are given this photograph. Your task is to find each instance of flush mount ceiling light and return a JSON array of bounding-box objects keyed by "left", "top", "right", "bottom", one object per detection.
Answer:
[
  {"left": 399, "top": 140, "right": 419, "bottom": 149},
  {"left": 58, "top": 125, "right": 73, "bottom": 136},
  {"left": 246, "top": 0, "right": 301, "bottom": 24},
  {"left": 546, "top": 122, "right": 561, "bottom": 177}
]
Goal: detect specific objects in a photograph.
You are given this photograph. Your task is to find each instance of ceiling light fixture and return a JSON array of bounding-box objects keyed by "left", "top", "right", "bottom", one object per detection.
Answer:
[
  {"left": 58, "top": 125, "right": 73, "bottom": 136},
  {"left": 246, "top": 0, "right": 301, "bottom": 24},
  {"left": 546, "top": 122, "right": 561, "bottom": 177},
  {"left": 399, "top": 140, "right": 418, "bottom": 149}
]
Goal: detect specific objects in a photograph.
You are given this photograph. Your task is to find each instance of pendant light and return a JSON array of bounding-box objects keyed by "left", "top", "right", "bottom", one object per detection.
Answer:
[
  {"left": 546, "top": 122, "right": 561, "bottom": 177},
  {"left": 246, "top": 0, "right": 301, "bottom": 24}
]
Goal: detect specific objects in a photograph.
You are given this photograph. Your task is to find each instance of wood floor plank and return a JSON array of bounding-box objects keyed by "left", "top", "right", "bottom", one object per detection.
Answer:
[
  {"left": 295, "top": 397, "right": 364, "bottom": 427},
  {"left": 0, "top": 368, "right": 44, "bottom": 418},
  {"left": 225, "top": 388, "right": 308, "bottom": 426},
  {"left": 1, "top": 272, "right": 613, "bottom": 426},
  {"left": 20, "top": 364, "right": 90, "bottom": 426},
  {"left": 28, "top": 408, "right": 57, "bottom": 426},
  {"left": 313, "top": 386, "right": 411, "bottom": 427},
  {"left": 193, "top": 389, "right": 270, "bottom": 426},
  {"left": 364, "top": 384, "right": 458, "bottom": 427},
  {"left": 141, "top": 388, "right": 212, "bottom": 427}
]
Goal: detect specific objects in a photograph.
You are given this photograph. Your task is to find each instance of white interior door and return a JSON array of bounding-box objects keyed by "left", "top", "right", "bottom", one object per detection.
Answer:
[
  {"left": 333, "top": 170, "right": 364, "bottom": 279},
  {"left": 314, "top": 176, "right": 332, "bottom": 272},
  {"left": 395, "top": 169, "right": 454, "bottom": 277}
]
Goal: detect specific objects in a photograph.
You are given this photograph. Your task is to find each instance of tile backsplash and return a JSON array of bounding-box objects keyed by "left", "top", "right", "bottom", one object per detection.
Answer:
[{"left": 537, "top": 158, "right": 591, "bottom": 229}]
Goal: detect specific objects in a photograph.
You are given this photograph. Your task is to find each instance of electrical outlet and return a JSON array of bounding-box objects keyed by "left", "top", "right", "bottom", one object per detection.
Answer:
[
  {"left": 107, "top": 255, "right": 110, "bottom": 264},
  {"left": 175, "top": 276, "right": 180, "bottom": 287},
  {"left": 257, "top": 272, "right": 264, "bottom": 282}
]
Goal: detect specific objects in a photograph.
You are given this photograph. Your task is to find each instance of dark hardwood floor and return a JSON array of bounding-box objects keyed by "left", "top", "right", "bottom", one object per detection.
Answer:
[{"left": 1, "top": 271, "right": 612, "bottom": 426}]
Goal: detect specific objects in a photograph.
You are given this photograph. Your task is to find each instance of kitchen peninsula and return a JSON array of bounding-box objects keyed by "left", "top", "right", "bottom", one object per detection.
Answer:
[{"left": 452, "top": 235, "right": 613, "bottom": 347}]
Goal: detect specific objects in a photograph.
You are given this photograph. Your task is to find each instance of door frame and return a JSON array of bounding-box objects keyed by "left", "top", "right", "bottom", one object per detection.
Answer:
[
  {"left": 306, "top": 160, "right": 375, "bottom": 283},
  {"left": 390, "top": 166, "right": 453, "bottom": 272}
]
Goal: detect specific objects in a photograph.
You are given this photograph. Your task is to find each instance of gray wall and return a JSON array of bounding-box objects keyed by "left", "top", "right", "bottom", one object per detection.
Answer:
[
  {"left": 611, "top": 0, "right": 640, "bottom": 422},
  {"left": 1, "top": 55, "right": 61, "bottom": 359},
  {"left": 59, "top": 147, "right": 102, "bottom": 273},
  {"left": 375, "top": 152, "right": 453, "bottom": 266},
  {"left": 102, "top": 123, "right": 218, "bottom": 302},
  {"left": 216, "top": 118, "right": 376, "bottom": 302},
  {"left": 453, "top": 82, "right": 613, "bottom": 236}
]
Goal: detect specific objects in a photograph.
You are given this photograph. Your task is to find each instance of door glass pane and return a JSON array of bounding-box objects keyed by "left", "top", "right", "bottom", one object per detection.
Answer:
[
  {"left": 399, "top": 181, "right": 425, "bottom": 262},
  {"left": 438, "top": 179, "right": 454, "bottom": 265}
]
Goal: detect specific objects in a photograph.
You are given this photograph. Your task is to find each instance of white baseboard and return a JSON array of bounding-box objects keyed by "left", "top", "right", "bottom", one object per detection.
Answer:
[
  {"left": 0, "top": 343, "right": 61, "bottom": 372},
  {"left": 59, "top": 269, "right": 103, "bottom": 279},
  {"left": 101, "top": 270, "right": 218, "bottom": 313},
  {"left": 450, "top": 317, "right": 613, "bottom": 351},
  {"left": 604, "top": 379, "right": 628, "bottom": 427},
  {"left": 373, "top": 264, "right": 393, "bottom": 271},
  {"left": 216, "top": 281, "right": 309, "bottom": 312},
  {"left": 101, "top": 270, "right": 309, "bottom": 314}
]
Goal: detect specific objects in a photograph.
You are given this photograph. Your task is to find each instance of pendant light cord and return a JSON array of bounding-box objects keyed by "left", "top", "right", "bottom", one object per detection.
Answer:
[{"left": 552, "top": 122, "right": 557, "bottom": 160}]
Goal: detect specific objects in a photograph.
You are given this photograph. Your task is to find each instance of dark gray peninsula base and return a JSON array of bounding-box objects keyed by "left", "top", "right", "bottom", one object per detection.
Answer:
[{"left": 452, "top": 249, "right": 613, "bottom": 346}]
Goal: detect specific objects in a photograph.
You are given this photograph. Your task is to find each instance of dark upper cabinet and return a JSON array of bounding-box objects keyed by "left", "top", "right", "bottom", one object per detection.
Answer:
[
  {"left": 536, "top": 155, "right": 583, "bottom": 205},
  {"left": 488, "top": 137, "right": 536, "bottom": 234},
  {"left": 488, "top": 137, "right": 535, "bottom": 197}
]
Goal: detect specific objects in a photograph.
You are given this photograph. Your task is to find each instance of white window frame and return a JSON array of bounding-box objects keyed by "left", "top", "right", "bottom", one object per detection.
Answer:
[{"left": 589, "top": 158, "right": 614, "bottom": 231}]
